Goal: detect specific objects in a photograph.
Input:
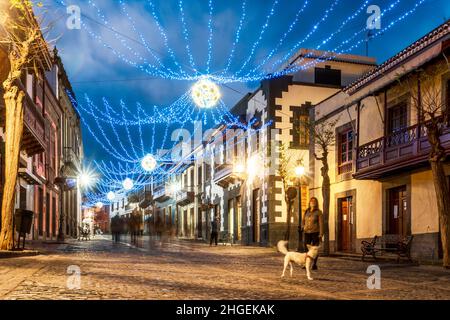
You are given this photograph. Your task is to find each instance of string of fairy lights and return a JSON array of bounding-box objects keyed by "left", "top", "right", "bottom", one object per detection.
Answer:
[{"left": 50, "top": 0, "right": 430, "bottom": 206}]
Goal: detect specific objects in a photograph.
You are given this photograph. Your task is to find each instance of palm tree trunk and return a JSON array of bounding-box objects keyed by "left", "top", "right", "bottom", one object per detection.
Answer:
[{"left": 0, "top": 85, "right": 24, "bottom": 250}]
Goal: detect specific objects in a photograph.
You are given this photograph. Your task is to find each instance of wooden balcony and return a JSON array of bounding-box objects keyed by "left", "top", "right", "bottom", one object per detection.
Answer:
[
  {"left": 175, "top": 190, "right": 195, "bottom": 206},
  {"left": 139, "top": 189, "right": 153, "bottom": 209},
  {"left": 0, "top": 88, "right": 47, "bottom": 157},
  {"left": 153, "top": 186, "right": 170, "bottom": 203},
  {"left": 355, "top": 121, "right": 450, "bottom": 180},
  {"left": 63, "top": 146, "right": 81, "bottom": 175},
  {"left": 213, "top": 164, "right": 242, "bottom": 188}
]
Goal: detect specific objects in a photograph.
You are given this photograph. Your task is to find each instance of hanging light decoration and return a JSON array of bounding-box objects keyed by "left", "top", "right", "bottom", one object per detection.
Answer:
[
  {"left": 141, "top": 154, "right": 157, "bottom": 172},
  {"left": 191, "top": 78, "right": 221, "bottom": 109},
  {"left": 122, "top": 178, "right": 134, "bottom": 191},
  {"left": 107, "top": 191, "right": 116, "bottom": 201},
  {"left": 95, "top": 202, "right": 104, "bottom": 209}
]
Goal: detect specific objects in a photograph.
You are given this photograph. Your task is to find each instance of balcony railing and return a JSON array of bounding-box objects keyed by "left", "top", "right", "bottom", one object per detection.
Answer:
[
  {"left": 175, "top": 190, "right": 195, "bottom": 206},
  {"left": 356, "top": 121, "right": 450, "bottom": 179},
  {"left": 153, "top": 186, "right": 170, "bottom": 202},
  {"left": 338, "top": 162, "right": 353, "bottom": 175},
  {"left": 213, "top": 164, "right": 241, "bottom": 188},
  {"left": 139, "top": 189, "right": 153, "bottom": 209},
  {"left": 63, "top": 147, "right": 81, "bottom": 172}
]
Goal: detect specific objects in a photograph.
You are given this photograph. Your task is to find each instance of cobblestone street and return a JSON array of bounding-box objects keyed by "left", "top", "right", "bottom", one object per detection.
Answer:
[{"left": 0, "top": 236, "right": 449, "bottom": 300}]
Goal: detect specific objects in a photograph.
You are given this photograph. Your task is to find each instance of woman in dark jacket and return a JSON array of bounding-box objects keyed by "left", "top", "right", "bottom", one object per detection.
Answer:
[{"left": 301, "top": 197, "right": 323, "bottom": 270}]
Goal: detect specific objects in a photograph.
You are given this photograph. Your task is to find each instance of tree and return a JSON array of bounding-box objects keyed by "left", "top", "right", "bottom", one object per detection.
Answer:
[
  {"left": 0, "top": 0, "right": 48, "bottom": 250},
  {"left": 397, "top": 59, "right": 450, "bottom": 268},
  {"left": 277, "top": 143, "right": 302, "bottom": 247},
  {"left": 301, "top": 116, "right": 340, "bottom": 256}
]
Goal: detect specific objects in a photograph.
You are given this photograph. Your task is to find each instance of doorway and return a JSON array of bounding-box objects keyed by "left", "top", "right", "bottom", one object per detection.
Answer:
[
  {"left": 197, "top": 207, "right": 202, "bottom": 239},
  {"left": 228, "top": 199, "right": 234, "bottom": 241},
  {"left": 236, "top": 196, "right": 242, "bottom": 241},
  {"left": 337, "top": 196, "right": 353, "bottom": 252},
  {"left": 46, "top": 193, "right": 50, "bottom": 238},
  {"left": 38, "top": 188, "right": 43, "bottom": 236},
  {"left": 387, "top": 186, "right": 409, "bottom": 236},
  {"left": 252, "top": 189, "right": 260, "bottom": 243}
]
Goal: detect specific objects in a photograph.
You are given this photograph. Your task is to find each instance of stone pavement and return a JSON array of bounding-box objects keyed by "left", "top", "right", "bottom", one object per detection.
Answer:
[{"left": 0, "top": 235, "right": 449, "bottom": 300}]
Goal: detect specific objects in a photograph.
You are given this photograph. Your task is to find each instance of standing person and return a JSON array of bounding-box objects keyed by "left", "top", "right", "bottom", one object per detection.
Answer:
[
  {"left": 210, "top": 216, "right": 219, "bottom": 246},
  {"left": 301, "top": 197, "right": 323, "bottom": 270}
]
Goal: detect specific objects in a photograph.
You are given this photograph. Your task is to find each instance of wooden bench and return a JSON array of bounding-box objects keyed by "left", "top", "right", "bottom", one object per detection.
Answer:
[{"left": 361, "top": 235, "right": 413, "bottom": 262}]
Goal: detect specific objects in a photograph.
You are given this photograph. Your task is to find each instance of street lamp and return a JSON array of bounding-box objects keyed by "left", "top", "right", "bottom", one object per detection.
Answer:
[
  {"left": 56, "top": 169, "right": 97, "bottom": 242},
  {"left": 295, "top": 159, "right": 306, "bottom": 252}
]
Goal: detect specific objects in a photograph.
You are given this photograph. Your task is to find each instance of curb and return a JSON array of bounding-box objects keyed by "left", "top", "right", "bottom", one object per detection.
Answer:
[{"left": 0, "top": 250, "right": 40, "bottom": 259}]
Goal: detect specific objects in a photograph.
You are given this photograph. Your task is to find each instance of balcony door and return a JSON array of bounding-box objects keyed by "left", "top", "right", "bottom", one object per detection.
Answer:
[
  {"left": 387, "top": 186, "right": 409, "bottom": 236},
  {"left": 388, "top": 102, "right": 408, "bottom": 134},
  {"left": 236, "top": 197, "right": 242, "bottom": 241},
  {"left": 387, "top": 102, "right": 408, "bottom": 147},
  {"left": 228, "top": 199, "right": 234, "bottom": 241}
]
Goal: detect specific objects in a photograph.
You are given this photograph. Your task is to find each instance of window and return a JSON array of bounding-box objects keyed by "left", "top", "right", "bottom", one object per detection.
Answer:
[
  {"left": 315, "top": 66, "right": 341, "bottom": 86},
  {"left": 388, "top": 102, "right": 407, "bottom": 134},
  {"left": 197, "top": 165, "right": 202, "bottom": 186},
  {"left": 292, "top": 107, "right": 309, "bottom": 149},
  {"left": 190, "top": 168, "right": 194, "bottom": 190},
  {"left": 338, "top": 129, "right": 353, "bottom": 175}
]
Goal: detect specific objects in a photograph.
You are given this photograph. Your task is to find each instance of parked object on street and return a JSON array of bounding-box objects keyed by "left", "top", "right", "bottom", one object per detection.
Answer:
[
  {"left": 13, "top": 209, "right": 34, "bottom": 250},
  {"left": 78, "top": 226, "right": 90, "bottom": 241},
  {"left": 361, "top": 235, "right": 414, "bottom": 262},
  {"left": 278, "top": 240, "right": 320, "bottom": 281}
]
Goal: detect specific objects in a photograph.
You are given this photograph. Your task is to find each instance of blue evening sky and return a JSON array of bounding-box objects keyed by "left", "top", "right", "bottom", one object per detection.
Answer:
[{"left": 39, "top": 0, "right": 450, "bottom": 163}]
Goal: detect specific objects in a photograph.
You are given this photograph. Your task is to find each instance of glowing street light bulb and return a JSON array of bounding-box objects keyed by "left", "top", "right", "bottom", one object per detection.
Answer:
[
  {"left": 234, "top": 164, "right": 245, "bottom": 174},
  {"left": 141, "top": 154, "right": 157, "bottom": 172},
  {"left": 78, "top": 172, "right": 95, "bottom": 188},
  {"left": 107, "top": 191, "right": 115, "bottom": 201},
  {"left": 295, "top": 165, "right": 306, "bottom": 177},
  {"left": 191, "top": 78, "right": 221, "bottom": 108},
  {"left": 122, "top": 178, "right": 134, "bottom": 191}
]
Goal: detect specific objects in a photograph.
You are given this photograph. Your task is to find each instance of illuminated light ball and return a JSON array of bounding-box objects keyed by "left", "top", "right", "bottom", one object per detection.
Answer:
[
  {"left": 95, "top": 202, "right": 104, "bottom": 209},
  {"left": 191, "top": 78, "right": 221, "bottom": 108},
  {"left": 141, "top": 154, "right": 157, "bottom": 172},
  {"left": 122, "top": 178, "right": 134, "bottom": 191},
  {"left": 107, "top": 191, "right": 115, "bottom": 201}
]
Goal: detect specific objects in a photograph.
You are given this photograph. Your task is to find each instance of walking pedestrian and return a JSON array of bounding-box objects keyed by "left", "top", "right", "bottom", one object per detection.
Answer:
[
  {"left": 301, "top": 197, "right": 323, "bottom": 270},
  {"left": 210, "top": 216, "right": 219, "bottom": 246}
]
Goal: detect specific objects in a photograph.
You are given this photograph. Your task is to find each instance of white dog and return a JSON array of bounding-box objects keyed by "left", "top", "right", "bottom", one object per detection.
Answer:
[{"left": 277, "top": 240, "right": 319, "bottom": 281}]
